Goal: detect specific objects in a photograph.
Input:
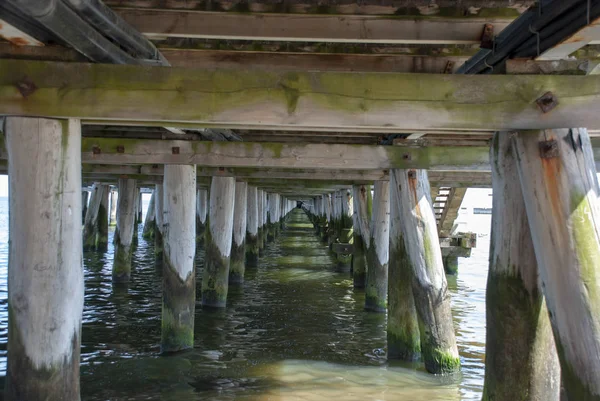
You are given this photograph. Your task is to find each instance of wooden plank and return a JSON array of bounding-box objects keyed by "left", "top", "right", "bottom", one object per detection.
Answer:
[
  {"left": 0, "top": 19, "right": 44, "bottom": 46},
  {"left": 115, "top": 8, "right": 513, "bottom": 44},
  {"left": 538, "top": 16, "right": 600, "bottom": 61},
  {"left": 4, "top": 60, "right": 600, "bottom": 131}
]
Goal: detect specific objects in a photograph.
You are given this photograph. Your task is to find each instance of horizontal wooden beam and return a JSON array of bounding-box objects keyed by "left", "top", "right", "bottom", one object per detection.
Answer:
[
  {"left": 115, "top": 8, "right": 513, "bottom": 44},
  {"left": 4, "top": 60, "right": 600, "bottom": 131},
  {"left": 538, "top": 16, "right": 600, "bottom": 61}
]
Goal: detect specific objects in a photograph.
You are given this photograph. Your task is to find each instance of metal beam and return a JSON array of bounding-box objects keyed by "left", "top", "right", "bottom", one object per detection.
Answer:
[{"left": 4, "top": 60, "right": 600, "bottom": 131}]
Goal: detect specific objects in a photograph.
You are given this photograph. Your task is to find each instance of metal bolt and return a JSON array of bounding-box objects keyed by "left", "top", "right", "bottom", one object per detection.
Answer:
[
  {"left": 116, "top": 145, "right": 125, "bottom": 153},
  {"left": 408, "top": 170, "right": 417, "bottom": 179},
  {"left": 536, "top": 92, "right": 558, "bottom": 114},
  {"left": 172, "top": 147, "right": 180, "bottom": 154},
  {"left": 92, "top": 146, "right": 101, "bottom": 155},
  {"left": 539, "top": 139, "right": 559, "bottom": 159},
  {"left": 15, "top": 77, "right": 37, "bottom": 98},
  {"left": 402, "top": 153, "right": 411, "bottom": 161}
]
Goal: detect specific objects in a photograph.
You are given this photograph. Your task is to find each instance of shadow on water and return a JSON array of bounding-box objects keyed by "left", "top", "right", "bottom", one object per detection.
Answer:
[{"left": 0, "top": 200, "right": 489, "bottom": 400}]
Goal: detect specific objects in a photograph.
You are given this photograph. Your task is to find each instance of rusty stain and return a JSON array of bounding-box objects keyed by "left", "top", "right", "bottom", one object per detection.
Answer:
[
  {"left": 6, "top": 37, "right": 30, "bottom": 46},
  {"left": 536, "top": 92, "right": 558, "bottom": 114},
  {"left": 14, "top": 77, "right": 37, "bottom": 98},
  {"left": 116, "top": 145, "right": 125, "bottom": 154},
  {"left": 539, "top": 139, "right": 558, "bottom": 159},
  {"left": 541, "top": 152, "right": 564, "bottom": 224},
  {"left": 403, "top": 153, "right": 411, "bottom": 161},
  {"left": 407, "top": 169, "right": 421, "bottom": 218},
  {"left": 172, "top": 146, "right": 180, "bottom": 154},
  {"left": 218, "top": 167, "right": 225, "bottom": 172},
  {"left": 92, "top": 146, "right": 101, "bottom": 155}
]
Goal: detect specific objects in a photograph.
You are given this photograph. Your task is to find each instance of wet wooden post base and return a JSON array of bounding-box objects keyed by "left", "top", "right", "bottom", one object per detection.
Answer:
[
  {"left": 142, "top": 190, "right": 156, "bottom": 240},
  {"left": 154, "top": 183, "right": 165, "bottom": 260},
  {"left": 82, "top": 191, "right": 89, "bottom": 224},
  {"left": 137, "top": 189, "right": 143, "bottom": 224},
  {"left": 5, "top": 117, "right": 84, "bottom": 401},
  {"left": 267, "top": 193, "right": 279, "bottom": 242},
  {"left": 113, "top": 178, "right": 137, "bottom": 283},
  {"left": 388, "top": 171, "right": 421, "bottom": 361},
  {"left": 196, "top": 188, "right": 208, "bottom": 243},
  {"left": 246, "top": 185, "right": 259, "bottom": 267},
  {"left": 132, "top": 189, "right": 139, "bottom": 248},
  {"left": 337, "top": 189, "right": 354, "bottom": 270},
  {"left": 482, "top": 133, "right": 560, "bottom": 400},
  {"left": 352, "top": 185, "right": 371, "bottom": 288},
  {"left": 109, "top": 189, "right": 117, "bottom": 226},
  {"left": 230, "top": 181, "right": 248, "bottom": 285},
  {"left": 513, "top": 128, "right": 600, "bottom": 400},
  {"left": 161, "top": 165, "right": 196, "bottom": 353},
  {"left": 202, "top": 176, "right": 235, "bottom": 308},
  {"left": 257, "top": 189, "right": 265, "bottom": 256},
  {"left": 97, "top": 186, "right": 109, "bottom": 251},
  {"left": 365, "top": 181, "right": 390, "bottom": 313},
  {"left": 321, "top": 194, "right": 331, "bottom": 243},
  {"left": 395, "top": 169, "right": 459, "bottom": 374},
  {"left": 83, "top": 183, "right": 108, "bottom": 251}
]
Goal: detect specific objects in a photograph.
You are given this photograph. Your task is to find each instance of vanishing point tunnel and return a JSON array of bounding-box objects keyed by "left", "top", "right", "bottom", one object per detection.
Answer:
[{"left": 1, "top": 0, "right": 600, "bottom": 400}]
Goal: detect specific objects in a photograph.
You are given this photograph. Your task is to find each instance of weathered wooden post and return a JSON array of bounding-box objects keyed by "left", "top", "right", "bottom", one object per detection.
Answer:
[
  {"left": 388, "top": 172, "right": 421, "bottom": 362},
  {"left": 246, "top": 185, "right": 259, "bottom": 267},
  {"left": 137, "top": 189, "right": 143, "bottom": 224},
  {"left": 394, "top": 169, "right": 459, "bottom": 374},
  {"left": 482, "top": 133, "right": 560, "bottom": 400},
  {"left": 230, "top": 181, "right": 248, "bottom": 285},
  {"left": 365, "top": 181, "right": 390, "bottom": 313},
  {"left": 513, "top": 128, "right": 600, "bottom": 399},
  {"left": 97, "top": 186, "right": 109, "bottom": 251},
  {"left": 321, "top": 194, "right": 331, "bottom": 243},
  {"left": 154, "top": 183, "right": 164, "bottom": 259},
  {"left": 202, "top": 176, "right": 235, "bottom": 308},
  {"left": 336, "top": 189, "right": 354, "bottom": 269},
  {"left": 131, "top": 187, "right": 139, "bottom": 248},
  {"left": 82, "top": 191, "right": 89, "bottom": 224},
  {"left": 352, "top": 185, "right": 371, "bottom": 288},
  {"left": 83, "top": 183, "right": 108, "bottom": 251},
  {"left": 113, "top": 178, "right": 137, "bottom": 283},
  {"left": 109, "top": 188, "right": 117, "bottom": 226},
  {"left": 161, "top": 165, "right": 196, "bottom": 353},
  {"left": 257, "top": 189, "right": 265, "bottom": 256},
  {"left": 267, "top": 193, "right": 278, "bottom": 241},
  {"left": 196, "top": 188, "right": 208, "bottom": 243},
  {"left": 5, "top": 117, "right": 84, "bottom": 401},
  {"left": 142, "top": 190, "right": 156, "bottom": 240}
]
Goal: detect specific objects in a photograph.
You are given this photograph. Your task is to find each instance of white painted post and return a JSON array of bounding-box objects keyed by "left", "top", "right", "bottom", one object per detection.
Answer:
[
  {"left": 161, "top": 165, "right": 196, "bottom": 353},
  {"left": 513, "top": 128, "right": 600, "bottom": 398},
  {"left": 483, "top": 132, "right": 560, "bottom": 399},
  {"left": 113, "top": 178, "right": 137, "bottom": 283},
  {"left": 230, "top": 181, "right": 248, "bottom": 284},
  {"left": 246, "top": 185, "right": 259, "bottom": 267},
  {"left": 394, "top": 169, "right": 459, "bottom": 374},
  {"left": 202, "top": 176, "right": 235, "bottom": 308},
  {"left": 5, "top": 117, "right": 84, "bottom": 401},
  {"left": 365, "top": 181, "right": 390, "bottom": 313}
]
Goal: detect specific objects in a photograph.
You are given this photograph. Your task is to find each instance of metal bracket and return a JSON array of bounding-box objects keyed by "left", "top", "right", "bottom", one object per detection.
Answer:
[
  {"left": 480, "top": 23, "right": 494, "bottom": 49},
  {"left": 536, "top": 92, "right": 558, "bottom": 114}
]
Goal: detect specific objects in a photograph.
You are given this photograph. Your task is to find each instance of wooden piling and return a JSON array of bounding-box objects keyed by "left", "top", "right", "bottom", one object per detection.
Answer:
[
  {"left": 83, "top": 183, "right": 108, "bottom": 251},
  {"left": 196, "top": 188, "right": 208, "bottom": 243},
  {"left": 154, "top": 183, "right": 164, "bottom": 259},
  {"left": 97, "top": 186, "right": 109, "bottom": 251},
  {"left": 109, "top": 189, "right": 117, "bottom": 226},
  {"left": 113, "top": 178, "right": 137, "bottom": 283},
  {"left": 82, "top": 191, "right": 89, "bottom": 224},
  {"left": 161, "top": 165, "right": 196, "bottom": 353},
  {"left": 202, "top": 176, "right": 235, "bottom": 308},
  {"left": 513, "top": 128, "right": 600, "bottom": 399},
  {"left": 142, "top": 190, "right": 156, "bottom": 240},
  {"left": 257, "top": 189, "right": 265, "bottom": 256},
  {"left": 365, "top": 181, "right": 390, "bottom": 313},
  {"left": 267, "top": 193, "right": 279, "bottom": 241},
  {"left": 5, "top": 117, "right": 83, "bottom": 401},
  {"left": 246, "top": 185, "right": 259, "bottom": 267},
  {"left": 482, "top": 132, "right": 560, "bottom": 400},
  {"left": 388, "top": 171, "right": 421, "bottom": 361},
  {"left": 394, "top": 169, "right": 459, "bottom": 374},
  {"left": 137, "top": 189, "right": 143, "bottom": 224},
  {"left": 352, "top": 185, "right": 371, "bottom": 288},
  {"left": 230, "top": 181, "right": 248, "bottom": 285}
]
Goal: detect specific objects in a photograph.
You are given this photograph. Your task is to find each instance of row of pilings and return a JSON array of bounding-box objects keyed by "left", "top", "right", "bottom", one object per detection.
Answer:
[{"left": 4, "top": 116, "right": 600, "bottom": 401}]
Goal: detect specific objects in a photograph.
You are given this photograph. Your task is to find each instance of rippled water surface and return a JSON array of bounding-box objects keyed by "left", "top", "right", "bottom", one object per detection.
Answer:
[{"left": 0, "top": 195, "right": 492, "bottom": 400}]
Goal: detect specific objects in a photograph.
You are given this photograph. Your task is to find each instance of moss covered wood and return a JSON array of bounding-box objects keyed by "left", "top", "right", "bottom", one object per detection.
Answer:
[
  {"left": 161, "top": 165, "right": 197, "bottom": 353},
  {"left": 202, "top": 176, "right": 235, "bottom": 308},
  {"left": 113, "top": 178, "right": 137, "bottom": 283},
  {"left": 230, "top": 182, "right": 248, "bottom": 285},
  {"left": 513, "top": 128, "right": 600, "bottom": 400},
  {"left": 388, "top": 171, "right": 421, "bottom": 361},
  {"left": 5, "top": 59, "right": 600, "bottom": 131},
  {"left": 365, "top": 181, "right": 390, "bottom": 313},
  {"left": 5, "top": 117, "right": 84, "bottom": 401},
  {"left": 246, "top": 185, "right": 259, "bottom": 267},
  {"left": 394, "top": 169, "right": 460, "bottom": 374},
  {"left": 482, "top": 132, "right": 560, "bottom": 400}
]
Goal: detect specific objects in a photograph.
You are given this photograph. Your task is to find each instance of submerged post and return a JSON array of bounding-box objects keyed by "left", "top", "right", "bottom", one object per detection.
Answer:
[
  {"left": 365, "top": 181, "right": 390, "bottom": 313},
  {"left": 246, "top": 185, "right": 259, "bottom": 267},
  {"left": 82, "top": 183, "right": 109, "bottom": 251},
  {"left": 230, "top": 181, "right": 248, "bottom": 285},
  {"left": 482, "top": 133, "right": 560, "bottom": 400},
  {"left": 202, "top": 176, "right": 235, "bottom": 308},
  {"left": 257, "top": 189, "right": 265, "bottom": 256},
  {"left": 97, "top": 186, "right": 109, "bottom": 251},
  {"left": 113, "top": 178, "right": 137, "bottom": 283},
  {"left": 142, "top": 190, "right": 156, "bottom": 240},
  {"left": 394, "top": 169, "right": 459, "bottom": 374},
  {"left": 82, "top": 191, "right": 89, "bottom": 224},
  {"left": 513, "top": 128, "right": 600, "bottom": 399},
  {"left": 196, "top": 188, "right": 208, "bottom": 243},
  {"left": 5, "top": 117, "right": 84, "bottom": 401},
  {"left": 161, "top": 165, "right": 196, "bottom": 353},
  {"left": 154, "top": 183, "right": 164, "bottom": 260},
  {"left": 388, "top": 172, "right": 421, "bottom": 362},
  {"left": 352, "top": 185, "right": 371, "bottom": 288},
  {"left": 337, "top": 189, "right": 354, "bottom": 270}
]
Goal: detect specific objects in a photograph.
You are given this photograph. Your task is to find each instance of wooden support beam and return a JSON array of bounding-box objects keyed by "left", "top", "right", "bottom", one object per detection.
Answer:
[
  {"left": 115, "top": 8, "right": 513, "bottom": 45},
  {"left": 4, "top": 60, "right": 600, "bottom": 131},
  {"left": 538, "top": 16, "right": 600, "bottom": 61}
]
